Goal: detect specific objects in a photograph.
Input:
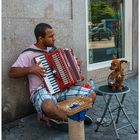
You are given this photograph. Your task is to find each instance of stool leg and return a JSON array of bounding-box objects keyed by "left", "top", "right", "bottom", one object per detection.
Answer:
[
  {"left": 115, "top": 94, "right": 126, "bottom": 124},
  {"left": 95, "top": 95, "right": 112, "bottom": 132},
  {"left": 115, "top": 95, "right": 137, "bottom": 133},
  {"left": 103, "top": 95, "right": 120, "bottom": 140}
]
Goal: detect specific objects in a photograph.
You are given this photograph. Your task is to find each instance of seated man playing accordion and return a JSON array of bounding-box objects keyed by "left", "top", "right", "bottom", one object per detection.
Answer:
[{"left": 8, "top": 23, "right": 96, "bottom": 123}]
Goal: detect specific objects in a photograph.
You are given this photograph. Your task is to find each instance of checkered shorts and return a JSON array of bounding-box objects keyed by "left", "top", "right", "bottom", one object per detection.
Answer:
[{"left": 31, "top": 85, "right": 93, "bottom": 116}]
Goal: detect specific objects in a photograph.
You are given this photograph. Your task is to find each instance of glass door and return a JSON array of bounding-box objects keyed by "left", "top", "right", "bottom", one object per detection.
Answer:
[{"left": 88, "top": 0, "right": 125, "bottom": 64}]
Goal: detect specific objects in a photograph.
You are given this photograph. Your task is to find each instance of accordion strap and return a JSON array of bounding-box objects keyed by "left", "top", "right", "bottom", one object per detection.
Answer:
[
  {"left": 21, "top": 46, "right": 57, "bottom": 54},
  {"left": 21, "top": 48, "right": 47, "bottom": 54}
]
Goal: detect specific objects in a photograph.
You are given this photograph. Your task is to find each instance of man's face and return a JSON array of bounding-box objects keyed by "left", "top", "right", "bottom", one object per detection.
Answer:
[{"left": 41, "top": 28, "right": 55, "bottom": 47}]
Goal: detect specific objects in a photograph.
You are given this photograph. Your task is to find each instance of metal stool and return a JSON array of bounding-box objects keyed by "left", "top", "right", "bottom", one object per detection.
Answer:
[{"left": 95, "top": 85, "right": 137, "bottom": 140}]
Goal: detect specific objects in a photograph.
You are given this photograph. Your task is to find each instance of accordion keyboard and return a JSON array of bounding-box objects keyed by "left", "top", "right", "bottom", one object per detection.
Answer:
[{"left": 35, "top": 55, "right": 61, "bottom": 95}]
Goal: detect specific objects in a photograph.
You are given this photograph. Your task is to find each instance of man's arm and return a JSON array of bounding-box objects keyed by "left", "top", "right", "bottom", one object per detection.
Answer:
[
  {"left": 8, "top": 67, "right": 32, "bottom": 78},
  {"left": 8, "top": 62, "right": 45, "bottom": 80}
]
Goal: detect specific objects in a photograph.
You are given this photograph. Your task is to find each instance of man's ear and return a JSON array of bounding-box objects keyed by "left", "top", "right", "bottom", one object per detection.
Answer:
[{"left": 38, "top": 36, "right": 43, "bottom": 42}]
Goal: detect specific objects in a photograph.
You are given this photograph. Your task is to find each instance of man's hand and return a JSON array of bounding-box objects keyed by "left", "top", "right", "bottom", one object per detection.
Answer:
[
  {"left": 30, "top": 62, "right": 46, "bottom": 80},
  {"left": 76, "top": 57, "right": 82, "bottom": 67},
  {"left": 8, "top": 61, "right": 46, "bottom": 80}
]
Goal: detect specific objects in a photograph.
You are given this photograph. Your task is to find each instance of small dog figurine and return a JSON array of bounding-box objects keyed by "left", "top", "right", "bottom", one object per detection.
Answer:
[{"left": 108, "top": 55, "right": 127, "bottom": 91}]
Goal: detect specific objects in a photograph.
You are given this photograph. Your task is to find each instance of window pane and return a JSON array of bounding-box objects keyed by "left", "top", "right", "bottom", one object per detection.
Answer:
[{"left": 88, "top": 0, "right": 125, "bottom": 64}]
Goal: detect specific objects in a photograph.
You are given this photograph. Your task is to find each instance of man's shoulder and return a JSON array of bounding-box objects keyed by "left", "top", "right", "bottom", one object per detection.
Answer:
[
  {"left": 20, "top": 45, "right": 57, "bottom": 55},
  {"left": 21, "top": 44, "right": 47, "bottom": 54}
]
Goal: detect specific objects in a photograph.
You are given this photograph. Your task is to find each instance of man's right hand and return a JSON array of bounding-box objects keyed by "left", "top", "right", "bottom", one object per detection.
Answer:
[
  {"left": 8, "top": 62, "right": 46, "bottom": 80},
  {"left": 30, "top": 62, "right": 46, "bottom": 81}
]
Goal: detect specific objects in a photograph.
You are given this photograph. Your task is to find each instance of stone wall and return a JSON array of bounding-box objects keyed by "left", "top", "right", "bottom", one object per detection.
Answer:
[{"left": 2, "top": 0, "right": 73, "bottom": 123}]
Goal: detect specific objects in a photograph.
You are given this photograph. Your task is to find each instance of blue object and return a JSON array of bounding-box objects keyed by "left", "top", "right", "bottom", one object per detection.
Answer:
[
  {"left": 69, "top": 103, "right": 80, "bottom": 109},
  {"left": 69, "top": 110, "right": 87, "bottom": 121}
]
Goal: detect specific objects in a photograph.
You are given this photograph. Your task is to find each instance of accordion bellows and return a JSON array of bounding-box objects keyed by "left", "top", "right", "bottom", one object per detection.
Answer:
[{"left": 57, "top": 96, "right": 93, "bottom": 116}]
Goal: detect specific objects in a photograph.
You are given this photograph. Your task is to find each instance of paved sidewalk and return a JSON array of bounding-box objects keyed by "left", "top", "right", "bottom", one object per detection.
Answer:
[{"left": 2, "top": 76, "right": 138, "bottom": 140}]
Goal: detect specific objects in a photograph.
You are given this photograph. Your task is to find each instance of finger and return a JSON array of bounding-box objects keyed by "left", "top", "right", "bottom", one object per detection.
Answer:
[
  {"left": 76, "top": 58, "right": 82, "bottom": 65},
  {"left": 42, "top": 70, "right": 46, "bottom": 75},
  {"left": 40, "top": 76, "right": 44, "bottom": 81},
  {"left": 38, "top": 74, "right": 44, "bottom": 81},
  {"left": 79, "top": 60, "right": 82, "bottom": 64},
  {"left": 39, "top": 70, "right": 46, "bottom": 77},
  {"left": 37, "top": 61, "right": 42, "bottom": 66},
  {"left": 41, "top": 67, "right": 46, "bottom": 71},
  {"left": 40, "top": 67, "right": 46, "bottom": 73}
]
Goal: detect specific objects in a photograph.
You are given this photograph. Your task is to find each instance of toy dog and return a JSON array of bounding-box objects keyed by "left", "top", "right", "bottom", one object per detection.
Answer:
[{"left": 108, "top": 55, "right": 127, "bottom": 91}]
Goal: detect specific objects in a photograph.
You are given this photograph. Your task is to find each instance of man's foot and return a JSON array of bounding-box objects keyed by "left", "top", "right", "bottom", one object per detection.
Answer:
[
  {"left": 49, "top": 119, "right": 68, "bottom": 131},
  {"left": 84, "top": 115, "right": 93, "bottom": 125},
  {"left": 49, "top": 115, "right": 92, "bottom": 131}
]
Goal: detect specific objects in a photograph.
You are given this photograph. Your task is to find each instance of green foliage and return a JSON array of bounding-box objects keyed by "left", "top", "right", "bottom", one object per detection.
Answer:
[{"left": 89, "top": 1, "right": 115, "bottom": 24}]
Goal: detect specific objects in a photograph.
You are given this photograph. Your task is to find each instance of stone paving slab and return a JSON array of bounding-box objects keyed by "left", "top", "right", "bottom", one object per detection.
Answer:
[{"left": 2, "top": 76, "right": 138, "bottom": 140}]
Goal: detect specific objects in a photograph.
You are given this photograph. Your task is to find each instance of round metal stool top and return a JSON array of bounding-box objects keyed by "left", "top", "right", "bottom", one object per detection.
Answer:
[{"left": 97, "top": 85, "right": 130, "bottom": 95}]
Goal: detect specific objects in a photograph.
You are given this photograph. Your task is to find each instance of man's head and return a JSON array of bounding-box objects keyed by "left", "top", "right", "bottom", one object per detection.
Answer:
[{"left": 34, "top": 23, "right": 55, "bottom": 47}]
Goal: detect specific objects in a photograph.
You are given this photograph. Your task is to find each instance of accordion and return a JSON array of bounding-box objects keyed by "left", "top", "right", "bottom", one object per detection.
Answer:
[{"left": 34, "top": 48, "right": 84, "bottom": 95}]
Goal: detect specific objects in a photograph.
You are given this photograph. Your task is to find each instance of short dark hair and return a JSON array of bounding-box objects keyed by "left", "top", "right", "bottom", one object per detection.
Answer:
[{"left": 34, "top": 23, "right": 52, "bottom": 41}]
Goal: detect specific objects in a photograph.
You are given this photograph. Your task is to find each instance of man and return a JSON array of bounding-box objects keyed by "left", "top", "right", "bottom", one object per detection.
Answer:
[{"left": 8, "top": 23, "right": 96, "bottom": 123}]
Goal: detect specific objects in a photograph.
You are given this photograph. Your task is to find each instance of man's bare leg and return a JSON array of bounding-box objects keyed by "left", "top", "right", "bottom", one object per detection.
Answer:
[
  {"left": 42, "top": 100, "right": 68, "bottom": 121},
  {"left": 42, "top": 92, "right": 96, "bottom": 121}
]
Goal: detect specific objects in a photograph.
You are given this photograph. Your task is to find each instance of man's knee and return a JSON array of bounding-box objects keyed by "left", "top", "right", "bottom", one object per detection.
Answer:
[
  {"left": 89, "top": 91, "right": 96, "bottom": 101},
  {"left": 42, "top": 100, "right": 56, "bottom": 114}
]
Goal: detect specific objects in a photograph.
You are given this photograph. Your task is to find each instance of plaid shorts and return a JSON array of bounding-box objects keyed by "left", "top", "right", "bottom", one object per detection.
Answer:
[{"left": 31, "top": 85, "right": 93, "bottom": 116}]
